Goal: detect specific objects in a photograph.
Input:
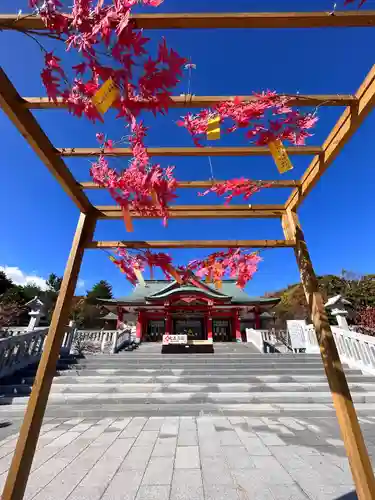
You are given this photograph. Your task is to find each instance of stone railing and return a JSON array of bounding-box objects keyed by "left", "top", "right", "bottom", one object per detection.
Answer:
[
  {"left": 112, "top": 328, "right": 135, "bottom": 353},
  {"left": 329, "top": 327, "right": 375, "bottom": 375},
  {"left": 245, "top": 328, "right": 292, "bottom": 353},
  {"left": 0, "top": 328, "right": 49, "bottom": 378},
  {"left": 70, "top": 329, "right": 118, "bottom": 355}
]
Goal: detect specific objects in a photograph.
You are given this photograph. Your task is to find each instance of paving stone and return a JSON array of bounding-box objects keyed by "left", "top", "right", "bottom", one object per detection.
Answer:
[
  {"left": 178, "top": 430, "right": 198, "bottom": 446},
  {"left": 66, "top": 438, "right": 134, "bottom": 500},
  {"left": 135, "top": 430, "right": 159, "bottom": 447},
  {"left": 201, "top": 455, "right": 235, "bottom": 486},
  {"left": 256, "top": 431, "right": 286, "bottom": 446},
  {"left": 268, "top": 484, "right": 310, "bottom": 499},
  {"left": 142, "top": 456, "right": 174, "bottom": 485},
  {"left": 119, "top": 418, "right": 147, "bottom": 438},
  {"left": 170, "top": 469, "right": 204, "bottom": 500},
  {"left": 219, "top": 431, "right": 242, "bottom": 446},
  {"left": 160, "top": 417, "right": 179, "bottom": 437},
  {"left": 222, "top": 446, "right": 255, "bottom": 469},
  {"left": 175, "top": 446, "right": 200, "bottom": 469},
  {"left": 231, "top": 470, "right": 275, "bottom": 498},
  {"left": 204, "top": 484, "right": 241, "bottom": 500},
  {"left": 252, "top": 456, "right": 295, "bottom": 484},
  {"left": 144, "top": 417, "right": 164, "bottom": 431},
  {"left": 121, "top": 445, "right": 153, "bottom": 470},
  {"left": 136, "top": 485, "right": 170, "bottom": 500},
  {"left": 153, "top": 437, "right": 177, "bottom": 457},
  {"left": 101, "top": 469, "right": 143, "bottom": 500},
  {"left": 32, "top": 431, "right": 120, "bottom": 500},
  {"left": 24, "top": 433, "right": 95, "bottom": 500}
]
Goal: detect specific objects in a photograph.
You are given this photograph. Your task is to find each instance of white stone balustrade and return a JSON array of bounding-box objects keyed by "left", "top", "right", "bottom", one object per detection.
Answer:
[
  {"left": 330, "top": 326, "right": 375, "bottom": 375},
  {"left": 0, "top": 328, "right": 49, "bottom": 378}
]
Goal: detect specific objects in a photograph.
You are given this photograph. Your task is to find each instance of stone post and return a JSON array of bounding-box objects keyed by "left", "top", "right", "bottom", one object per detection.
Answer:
[
  {"left": 25, "top": 297, "right": 45, "bottom": 332},
  {"left": 325, "top": 295, "right": 352, "bottom": 330}
]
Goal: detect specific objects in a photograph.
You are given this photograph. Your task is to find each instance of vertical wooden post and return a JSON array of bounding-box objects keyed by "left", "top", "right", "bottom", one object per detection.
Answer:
[
  {"left": 2, "top": 212, "right": 96, "bottom": 500},
  {"left": 282, "top": 209, "right": 375, "bottom": 500}
]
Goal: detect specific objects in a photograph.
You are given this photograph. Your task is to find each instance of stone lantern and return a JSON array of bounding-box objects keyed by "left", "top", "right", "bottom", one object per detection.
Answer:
[
  {"left": 25, "top": 296, "right": 45, "bottom": 332},
  {"left": 324, "top": 295, "right": 352, "bottom": 330}
]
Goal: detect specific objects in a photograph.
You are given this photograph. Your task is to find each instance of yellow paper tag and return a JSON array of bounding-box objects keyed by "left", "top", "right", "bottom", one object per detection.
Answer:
[
  {"left": 134, "top": 266, "right": 145, "bottom": 286},
  {"left": 92, "top": 78, "right": 119, "bottom": 114},
  {"left": 268, "top": 138, "right": 294, "bottom": 174},
  {"left": 207, "top": 116, "right": 220, "bottom": 140}
]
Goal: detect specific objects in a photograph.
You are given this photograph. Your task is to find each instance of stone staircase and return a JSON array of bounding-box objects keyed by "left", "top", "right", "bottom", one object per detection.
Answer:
[{"left": 1, "top": 343, "right": 375, "bottom": 418}]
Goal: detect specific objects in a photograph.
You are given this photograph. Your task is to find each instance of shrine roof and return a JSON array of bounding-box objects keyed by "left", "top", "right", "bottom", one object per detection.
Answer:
[{"left": 98, "top": 279, "right": 280, "bottom": 306}]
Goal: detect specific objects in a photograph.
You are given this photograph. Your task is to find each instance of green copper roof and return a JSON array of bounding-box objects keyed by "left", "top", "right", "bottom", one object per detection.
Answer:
[
  {"left": 98, "top": 279, "right": 280, "bottom": 306},
  {"left": 148, "top": 284, "right": 229, "bottom": 300}
]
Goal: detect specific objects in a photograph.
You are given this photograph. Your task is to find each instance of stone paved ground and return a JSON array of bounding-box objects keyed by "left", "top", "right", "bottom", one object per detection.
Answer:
[{"left": 1, "top": 414, "right": 374, "bottom": 499}]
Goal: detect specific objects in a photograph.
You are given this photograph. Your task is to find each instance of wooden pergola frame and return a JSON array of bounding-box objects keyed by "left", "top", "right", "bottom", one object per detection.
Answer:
[{"left": 1, "top": 10, "right": 375, "bottom": 500}]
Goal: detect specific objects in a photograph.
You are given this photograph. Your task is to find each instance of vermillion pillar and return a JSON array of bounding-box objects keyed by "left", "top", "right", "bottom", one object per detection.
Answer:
[
  {"left": 282, "top": 209, "right": 375, "bottom": 500},
  {"left": 235, "top": 310, "right": 242, "bottom": 342},
  {"left": 206, "top": 312, "right": 213, "bottom": 341}
]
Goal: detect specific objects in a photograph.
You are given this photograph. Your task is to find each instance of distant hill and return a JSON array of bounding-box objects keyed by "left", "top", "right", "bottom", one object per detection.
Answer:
[{"left": 265, "top": 273, "right": 375, "bottom": 328}]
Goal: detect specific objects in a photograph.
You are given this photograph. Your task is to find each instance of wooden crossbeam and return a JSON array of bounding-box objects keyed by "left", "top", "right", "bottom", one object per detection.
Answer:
[
  {"left": 95, "top": 204, "right": 285, "bottom": 219},
  {"left": 80, "top": 180, "right": 301, "bottom": 190},
  {"left": 87, "top": 240, "right": 295, "bottom": 249},
  {"left": 0, "top": 68, "right": 92, "bottom": 213},
  {"left": 23, "top": 95, "right": 357, "bottom": 109},
  {"left": 2, "top": 12, "right": 375, "bottom": 30},
  {"left": 60, "top": 146, "right": 321, "bottom": 157},
  {"left": 286, "top": 64, "right": 375, "bottom": 211}
]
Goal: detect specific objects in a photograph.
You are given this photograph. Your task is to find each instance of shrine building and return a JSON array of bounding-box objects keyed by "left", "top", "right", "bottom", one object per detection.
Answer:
[{"left": 99, "top": 275, "right": 280, "bottom": 342}]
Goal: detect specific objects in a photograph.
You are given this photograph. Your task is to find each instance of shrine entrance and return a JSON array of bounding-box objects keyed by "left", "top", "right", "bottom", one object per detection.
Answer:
[
  {"left": 213, "top": 319, "right": 232, "bottom": 342},
  {"left": 173, "top": 318, "right": 205, "bottom": 341}
]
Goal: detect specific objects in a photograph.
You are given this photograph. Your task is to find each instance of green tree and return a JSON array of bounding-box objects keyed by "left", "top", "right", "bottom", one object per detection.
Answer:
[
  {"left": 0, "top": 270, "right": 15, "bottom": 295},
  {"left": 22, "top": 283, "right": 43, "bottom": 301},
  {"left": 46, "top": 273, "right": 63, "bottom": 293},
  {"left": 86, "top": 280, "right": 113, "bottom": 304}
]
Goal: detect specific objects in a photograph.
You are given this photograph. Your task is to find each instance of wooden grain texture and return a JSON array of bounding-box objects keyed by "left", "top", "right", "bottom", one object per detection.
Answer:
[
  {"left": 98, "top": 209, "right": 285, "bottom": 219},
  {"left": 23, "top": 94, "right": 357, "bottom": 109},
  {"left": 95, "top": 204, "right": 285, "bottom": 220},
  {"left": 282, "top": 210, "right": 375, "bottom": 500},
  {"left": 80, "top": 180, "right": 301, "bottom": 189},
  {"left": 2, "top": 11, "right": 375, "bottom": 30},
  {"left": 1, "top": 213, "right": 96, "bottom": 500},
  {"left": 87, "top": 239, "right": 295, "bottom": 249},
  {"left": 286, "top": 64, "right": 375, "bottom": 211},
  {"left": 60, "top": 146, "right": 322, "bottom": 157},
  {"left": 0, "top": 68, "right": 92, "bottom": 213}
]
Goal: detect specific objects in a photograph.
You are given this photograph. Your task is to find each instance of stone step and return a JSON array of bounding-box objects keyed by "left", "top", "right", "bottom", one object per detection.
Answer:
[
  {"left": 75, "top": 353, "right": 321, "bottom": 363},
  {"left": 1, "top": 380, "right": 375, "bottom": 395},
  {"left": 3, "top": 381, "right": 375, "bottom": 395},
  {"left": 3, "top": 391, "right": 375, "bottom": 405},
  {"left": 44, "top": 367, "right": 363, "bottom": 377},
  {"left": 70, "top": 359, "right": 325, "bottom": 366},
  {"left": 9, "top": 373, "right": 373, "bottom": 387},
  {"left": 2, "top": 402, "right": 375, "bottom": 418}
]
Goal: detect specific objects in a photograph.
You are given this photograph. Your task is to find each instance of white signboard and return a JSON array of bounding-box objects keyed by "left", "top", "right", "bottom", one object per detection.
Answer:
[
  {"left": 162, "top": 334, "right": 187, "bottom": 345},
  {"left": 287, "top": 320, "right": 307, "bottom": 350}
]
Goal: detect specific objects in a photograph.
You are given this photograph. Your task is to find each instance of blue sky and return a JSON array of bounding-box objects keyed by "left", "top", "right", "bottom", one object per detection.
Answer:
[{"left": 1, "top": 0, "right": 374, "bottom": 298}]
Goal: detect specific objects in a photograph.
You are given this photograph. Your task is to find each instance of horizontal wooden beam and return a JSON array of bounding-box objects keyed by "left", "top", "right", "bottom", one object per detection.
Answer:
[
  {"left": 0, "top": 68, "right": 92, "bottom": 213},
  {"left": 80, "top": 180, "right": 301, "bottom": 190},
  {"left": 286, "top": 64, "right": 375, "bottom": 211},
  {"left": 87, "top": 240, "right": 295, "bottom": 249},
  {"left": 60, "top": 146, "right": 322, "bottom": 157},
  {"left": 2, "top": 12, "right": 375, "bottom": 30},
  {"left": 23, "top": 95, "right": 357, "bottom": 110},
  {"left": 95, "top": 204, "right": 285, "bottom": 219}
]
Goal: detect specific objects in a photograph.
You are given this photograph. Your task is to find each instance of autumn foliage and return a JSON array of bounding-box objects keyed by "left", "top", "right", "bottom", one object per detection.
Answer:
[
  {"left": 177, "top": 93, "right": 318, "bottom": 147},
  {"left": 110, "top": 248, "right": 262, "bottom": 289},
  {"left": 90, "top": 122, "right": 177, "bottom": 225},
  {"left": 31, "top": 0, "right": 186, "bottom": 124}
]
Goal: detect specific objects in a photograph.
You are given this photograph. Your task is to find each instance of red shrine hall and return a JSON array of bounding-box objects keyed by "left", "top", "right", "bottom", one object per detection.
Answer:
[{"left": 100, "top": 276, "right": 280, "bottom": 343}]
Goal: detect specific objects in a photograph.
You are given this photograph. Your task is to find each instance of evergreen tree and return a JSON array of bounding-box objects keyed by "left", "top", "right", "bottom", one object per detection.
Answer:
[{"left": 86, "top": 280, "right": 113, "bottom": 304}]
